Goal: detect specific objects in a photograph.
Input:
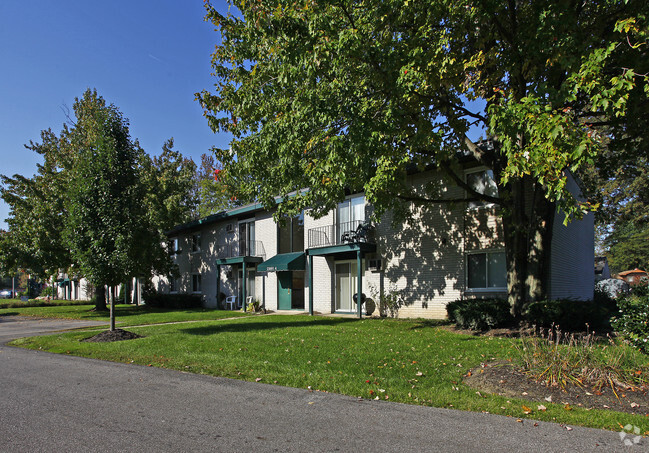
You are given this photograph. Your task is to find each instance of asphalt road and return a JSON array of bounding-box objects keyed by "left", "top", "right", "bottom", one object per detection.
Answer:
[{"left": 0, "top": 317, "right": 640, "bottom": 452}]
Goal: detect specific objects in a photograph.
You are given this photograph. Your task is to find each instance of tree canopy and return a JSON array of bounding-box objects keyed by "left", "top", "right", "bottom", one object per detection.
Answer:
[{"left": 199, "top": 0, "right": 648, "bottom": 312}]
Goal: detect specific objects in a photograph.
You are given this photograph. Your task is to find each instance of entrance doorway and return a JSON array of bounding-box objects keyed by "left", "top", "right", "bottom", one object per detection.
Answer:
[
  {"left": 278, "top": 271, "right": 305, "bottom": 310},
  {"left": 335, "top": 261, "right": 358, "bottom": 312}
]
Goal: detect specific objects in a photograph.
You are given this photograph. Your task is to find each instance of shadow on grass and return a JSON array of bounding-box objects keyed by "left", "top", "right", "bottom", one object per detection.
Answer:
[
  {"left": 408, "top": 319, "right": 453, "bottom": 330},
  {"left": 180, "top": 317, "right": 360, "bottom": 336}
]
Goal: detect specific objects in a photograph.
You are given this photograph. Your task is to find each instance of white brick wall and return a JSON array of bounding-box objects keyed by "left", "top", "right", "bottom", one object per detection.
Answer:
[{"left": 255, "top": 210, "right": 278, "bottom": 310}]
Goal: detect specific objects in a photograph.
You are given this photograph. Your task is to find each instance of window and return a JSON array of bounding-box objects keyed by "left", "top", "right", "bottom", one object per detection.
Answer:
[
  {"left": 278, "top": 212, "right": 304, "bottom": 254},
  {"left": 337, "top": 195, "right": 365, "bottom": 242},
  {"left": 192, "top": 274, "right": 202, "bottom": 293},
  {"left": 239, "top": 220, "right": 256, "bottom": 256},
  {"left": 170, "top": 277, "right": 178, "bottom": 293},
  {"left": 168, "top": 237, "right": 180, "bottom": 255},
  {"left": 466, "top": 169, "right": 498, "bottom": 208},
  {"left": 191, "top": 234, "right": 202, "bottom": 253},
  {"left": 467, "top": 251, "right": 506, "bottom": 290}
]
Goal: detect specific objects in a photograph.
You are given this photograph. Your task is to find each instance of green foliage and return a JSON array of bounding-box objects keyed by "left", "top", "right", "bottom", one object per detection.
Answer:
[
  {"left": 192, "top": 153, "right": 238, "bottom": 218},
  {"left": 64, "top": 90, "right": 154, "bottom": 293},
  {"left": 369, "top": 284, "right": 404, "bottom": 318},
  {"left": 140, "top": 138, "right": 197, "bottom": 231},
  {"left": 40, "top": 286, "right": 54, "bottom": 297},
  {"left": 245, "top": 298, "right": 262, "bottom": 313},
  {"left": 515, "top": 327, "right": 649, "bottom": 392},
  {"left": 445, "top": 298, "right": 513, "bottom": 331},
  {"left": 525, "top": 299, "right": 617, "bottom": 332},
  {"left": 612, "top": 289, "right": 649, "bottom": 354},
  {"left": 143, "top": 293, "right": 204, "bottom": 310},
  {"left": 606, "top": 222, "right": 649, "bottom": 274}
]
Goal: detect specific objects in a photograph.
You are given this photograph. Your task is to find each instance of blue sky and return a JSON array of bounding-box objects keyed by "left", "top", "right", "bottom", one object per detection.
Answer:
[{"left": 0, "top": 1, "right": 233, "bottom": 229}]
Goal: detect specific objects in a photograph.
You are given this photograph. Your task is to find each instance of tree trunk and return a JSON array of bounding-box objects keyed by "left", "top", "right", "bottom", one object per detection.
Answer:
[
  {"left": 501, "top": 176, "right": 554, "bottom": 318},
  {"left": 94, "top": 285, "right": 107, "bottom": 311},
  {"left": 110, "top": 290, "right": 116, "bottom": 331}
]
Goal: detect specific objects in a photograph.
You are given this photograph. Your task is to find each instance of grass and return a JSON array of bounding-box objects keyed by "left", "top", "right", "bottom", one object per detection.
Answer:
[
  {"left": 9, "top": 313, "right": 649, "bottom": 432},
  {"left": 0, "top": 303, "right": 248, "bottom": 326},
  {"left": 0, "top": 298, "right": 90, "bottom": 309}
]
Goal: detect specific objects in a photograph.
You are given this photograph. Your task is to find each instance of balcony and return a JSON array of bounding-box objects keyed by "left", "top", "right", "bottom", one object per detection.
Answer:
[
  {"left": 307, "top": 220, "right": 375, "bottom": 249},
  {"left": 216, "top": 240, "right": 266, "bottom": 261}
]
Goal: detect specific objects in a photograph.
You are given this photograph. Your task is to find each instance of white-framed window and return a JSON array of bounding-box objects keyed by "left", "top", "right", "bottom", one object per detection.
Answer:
[
  {"left": 191, "top": 234, "right": 202, "bottom": 253},
  {"left": 466, "top": 250, "right": 506, "bottom": 290},
  {"left": 465, "top": 168, "right": 498, "bottom": 209},
  {"left": 336, "top": 195, "right": 365, "bottom": 242},
  {"left": 192, "top": 274, "right": 202, "bottom": 293}
]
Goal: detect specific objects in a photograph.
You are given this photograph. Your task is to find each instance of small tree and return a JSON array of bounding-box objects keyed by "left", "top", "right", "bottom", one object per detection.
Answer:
[{"left": 65, "top": 90, "right": 152, "bottom": 329}]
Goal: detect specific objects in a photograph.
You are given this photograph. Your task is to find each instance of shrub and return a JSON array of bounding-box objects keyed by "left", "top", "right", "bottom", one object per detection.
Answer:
[
  {"left": 368, "top": 284, "right": 404, "bottom": 318},
  {"left": 524, "top": 298, "right": 616, "bottom": 332},
  {"left": 40, "top": 286, "right": 54, "bottom": 297},
  {"left": 446, "top": 298, "right": 513, "bottom": 331},
  {"left": 144, "top": 293, "right": 203, "bottom": 309},
  {"left": 611, "top": 293, "right": 649, "bottom": 354}
]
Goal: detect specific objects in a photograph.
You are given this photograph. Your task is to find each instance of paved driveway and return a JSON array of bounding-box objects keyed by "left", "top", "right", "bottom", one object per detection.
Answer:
[{"left": 0, "top": 317, "right": 638, "bottom": 452}]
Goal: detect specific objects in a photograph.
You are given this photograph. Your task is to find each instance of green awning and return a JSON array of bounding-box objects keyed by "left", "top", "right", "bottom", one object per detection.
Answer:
[{"left": 257, "top": 252, "right": 305, "bottom": 272}]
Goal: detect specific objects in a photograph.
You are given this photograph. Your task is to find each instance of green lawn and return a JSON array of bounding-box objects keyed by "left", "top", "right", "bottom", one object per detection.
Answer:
[
  {"left": 0, "top": 303, "right": 247, "bottom": 326},
  {"left": 8, "top": 313, "right": 649, "bottom": 432}
]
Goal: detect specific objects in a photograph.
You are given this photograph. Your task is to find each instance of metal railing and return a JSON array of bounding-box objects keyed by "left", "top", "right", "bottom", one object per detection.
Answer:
[
  {"left": 307, "top": 220, "right": 374, "bottom": 248},
  {"left": 216, "top": 240, "right": 266, "bottom": 260}
]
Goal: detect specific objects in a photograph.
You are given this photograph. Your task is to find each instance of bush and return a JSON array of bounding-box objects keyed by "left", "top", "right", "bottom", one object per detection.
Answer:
[
  {"left": 611, "top": 293, "right": 649, "bottom": 354},
  {"left": 40, "top": 286, "right": 54, "bottom": 297},
  {"left": 524, "top": 298, "right": 616, "bottom": 332},
  {"left": 144, "top": 293, "right": 203, "bottom": 309},
  {"left": 446, "top": 298, "right": 513, "bottom": 331}
]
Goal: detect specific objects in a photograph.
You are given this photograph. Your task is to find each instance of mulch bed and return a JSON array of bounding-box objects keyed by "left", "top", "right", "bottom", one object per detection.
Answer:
[
  {"left": 464, "top": 360, "right": 649, "bottom": 416},
  {"left": 440, "top": 325, "right": 649, "bottom": 415},
  {"left": 83, "top": 329, "right": 142, "bottom": 343}
]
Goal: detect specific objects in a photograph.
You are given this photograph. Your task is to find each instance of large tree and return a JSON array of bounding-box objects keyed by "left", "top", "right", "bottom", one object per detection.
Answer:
[{"left": 199, "top": 0, "right": 648, "bottom": 315}]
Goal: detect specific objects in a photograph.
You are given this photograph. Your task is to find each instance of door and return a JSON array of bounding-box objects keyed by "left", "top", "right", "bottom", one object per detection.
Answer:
[
  {"left": 277, "top": 271, "right": 304, "bottom": 309},
  {"left": 278, "top": 272, "right": 292, "bottom": 310},
  {"left": 335, "top": 261, "right": 358, "bottom": 312}
]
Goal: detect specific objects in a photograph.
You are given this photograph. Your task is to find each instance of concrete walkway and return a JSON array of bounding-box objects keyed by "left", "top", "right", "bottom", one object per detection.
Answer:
[{"left": 0, "top": 316, "right": 641, "bottom": 452}]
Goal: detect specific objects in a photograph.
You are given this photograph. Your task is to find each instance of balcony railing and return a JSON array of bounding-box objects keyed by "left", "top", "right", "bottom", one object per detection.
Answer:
[
  {"left": 216, "top": 240, "right": 266, "bottom": 260},
  {"left": 307, "top": 220, "right": 374, "bottom": 248}
]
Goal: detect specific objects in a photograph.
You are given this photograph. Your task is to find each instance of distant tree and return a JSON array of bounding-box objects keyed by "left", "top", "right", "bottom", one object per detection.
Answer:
[
  {"left": 141, "top": 138, "right": 198, "bottom": 230},
  {"left": 192, "top": 153, "right": 238, "bottom": 218},
  {"left": 605, "top": 222, "right": 649, "bottom": 273},
  {"left": 0, "top": 130, "right": 72, "bottom": 281}
]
